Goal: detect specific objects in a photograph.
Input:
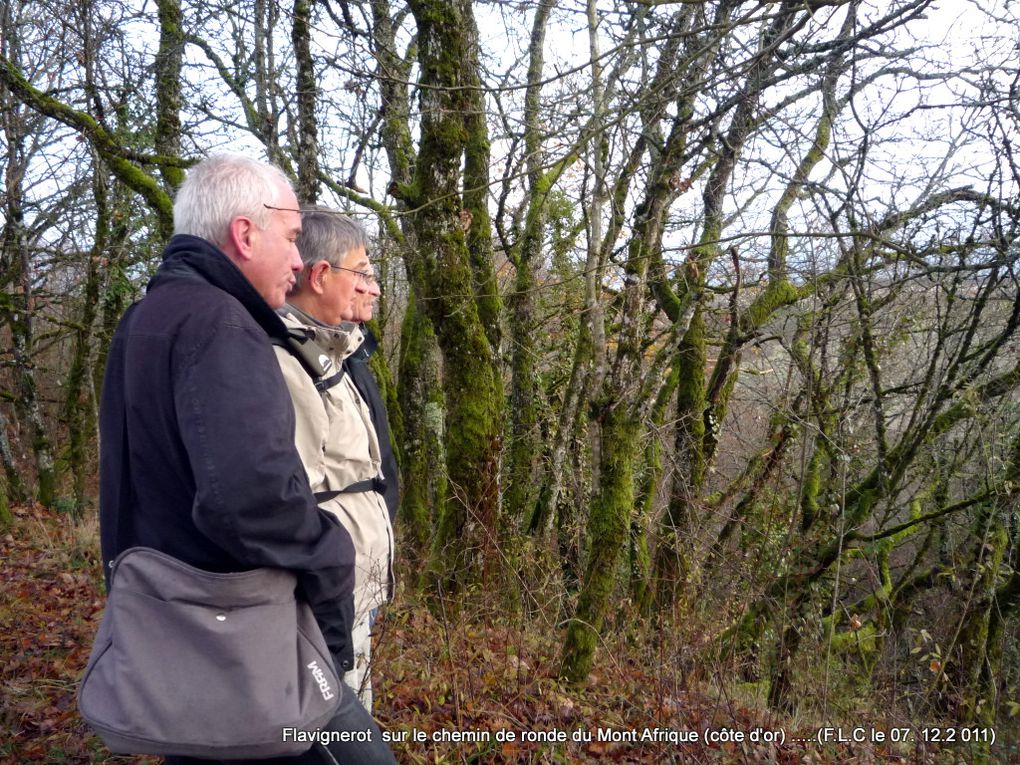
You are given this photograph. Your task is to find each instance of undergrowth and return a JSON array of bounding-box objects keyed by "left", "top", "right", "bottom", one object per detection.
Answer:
[{"left": 1, "top": 503, "right": 1013, "bottom": 763}]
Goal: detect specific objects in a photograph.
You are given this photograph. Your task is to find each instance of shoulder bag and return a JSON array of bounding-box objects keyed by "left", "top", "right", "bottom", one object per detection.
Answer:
[{"left": 78, "top": 546, "right": 342, "bottom": 759}]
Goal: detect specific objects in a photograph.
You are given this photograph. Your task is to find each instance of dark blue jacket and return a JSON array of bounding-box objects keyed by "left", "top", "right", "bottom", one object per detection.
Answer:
[
  {"left": 99, "top": 234, "right": 356, "bottom": 670},
  {"left": 345, "top": 326, "right": 399, "bottom": 522}
]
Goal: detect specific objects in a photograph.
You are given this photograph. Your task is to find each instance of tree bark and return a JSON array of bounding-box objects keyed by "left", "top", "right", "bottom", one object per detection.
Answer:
[
  {"left": 2, "top": 45, "right": 57, "bottom": 506},
  {"left": 505, "top": 0, "right": 556, "bottom": 529},
  {"left": 397, "top": 292, "right": 444, "bottom": 569},
  {"left": 560, "top": 402, "right": 640, "bottom": 681},
  {"left": 60, "top": 162, "right": 106, "bottom": 516},
  {"left": 155, "top": 0, "right": 184, "bottom": 190},
  {"left": 398, "top": 0, "right": 505, "bottom": 591},
  {"left": 292, "top": 0, "right": 319, "bottom": 202}
]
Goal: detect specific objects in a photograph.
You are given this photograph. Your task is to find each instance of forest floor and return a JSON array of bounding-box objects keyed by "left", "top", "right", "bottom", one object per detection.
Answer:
[{"left": 0, "top": 502, "right": 1012, "bottom": 764}]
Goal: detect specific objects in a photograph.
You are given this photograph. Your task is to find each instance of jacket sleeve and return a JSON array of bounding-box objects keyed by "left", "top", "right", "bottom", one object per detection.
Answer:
[
  {"left": 349, "top": 359, "right": 401, "bottom": 523},
  {"left": 173, "top": 319, "right": 356, "bottom": 668}
]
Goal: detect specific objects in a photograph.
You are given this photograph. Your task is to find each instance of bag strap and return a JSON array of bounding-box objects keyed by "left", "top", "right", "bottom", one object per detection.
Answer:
[
  {"left": 271, "top": 329, "right": 348, "bottom": 394},
  {"left": 275, "top": 324, "right": 380, "bottom": 499},
  {"left": 314, "top": 366, "right": 348, "bottom": 394},
  {"left": 313, "top": 475, "right": 387, "bottom": 504},
  {"left": 107, "top": 305, "right": 141, "bottom": 584},
  {"left": 270, "top": 328, "right": 328, "bottom": 378}
]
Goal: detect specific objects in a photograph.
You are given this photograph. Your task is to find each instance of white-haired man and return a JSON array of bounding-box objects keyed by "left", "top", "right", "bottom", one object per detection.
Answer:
[{"left": 98, "top": 155, "right": 396, "bottom": 765}]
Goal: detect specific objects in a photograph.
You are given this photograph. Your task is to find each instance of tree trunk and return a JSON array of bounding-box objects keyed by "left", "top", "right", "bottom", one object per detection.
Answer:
[
  {"left": 154, "top": 0, "right": 184, "bottom": 190},
  {"left": 2, "top": 82, "right": 57, "bottom": 506},
  {"left": 955, "top": 518, "right": 1008, "bottom": 726},
  {"left": 397, "top": 292, "right": 444, "bottom": 569},
  {"left": 402, "top": 0, "right": 505, "bottom": 592},
  {"left": 60, "top": 165, "right": 106, "bottom": 516},
  {"left": 631, "top": 362, "right": 679, "bottom": 611},
  {"left": 505, "top": 0, "right": 555, "bottom": 530},
  {"left": 10, "top": 312, "right": 57, "bottom": 507},
  {"left": 653, "top": 307, "right": 707, "bottom": 607},
  {"left": 560, "top": 402, "right": 640, "bottom": 681},
  {"left": 292, "top": 0, "right": 319, "bottom": 202},
  {"left": 0, "top": 407, "right": 26, "bottom": 505}
]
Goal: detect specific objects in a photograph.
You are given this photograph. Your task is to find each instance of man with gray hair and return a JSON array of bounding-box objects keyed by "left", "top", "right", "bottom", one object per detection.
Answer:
[
  {"left": 98, "top": 155, "right": 396, "bottom": 764},
  {"left": 274, "top": 208, "right": 395, "bottom": 710}
]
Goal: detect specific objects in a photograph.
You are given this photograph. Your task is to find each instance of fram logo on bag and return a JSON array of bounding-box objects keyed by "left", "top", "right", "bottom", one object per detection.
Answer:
[{"left": 306, "top": 661, "right": 335, "bottom": 701}]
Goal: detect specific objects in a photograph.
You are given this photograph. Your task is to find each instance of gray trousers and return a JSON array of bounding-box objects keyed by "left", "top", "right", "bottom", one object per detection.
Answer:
[{"left": 164, "top": 682, "right": 397, "bottom": 765}]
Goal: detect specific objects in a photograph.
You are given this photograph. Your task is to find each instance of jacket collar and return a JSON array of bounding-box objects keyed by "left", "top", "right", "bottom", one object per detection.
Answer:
[
  {"left": 279, "top": 303, "right": 362, "bottom": 359},
  {"left": 150, "top": 235, "right": 290, "bottom": 341},
  {"left": 350, "top": 323, "right": 378, "bottom": 362}
]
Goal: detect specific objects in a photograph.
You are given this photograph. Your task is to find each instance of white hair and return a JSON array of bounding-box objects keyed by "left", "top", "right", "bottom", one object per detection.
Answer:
[{"left": 172, "top": 154, "right": 292, "bottom": 245}]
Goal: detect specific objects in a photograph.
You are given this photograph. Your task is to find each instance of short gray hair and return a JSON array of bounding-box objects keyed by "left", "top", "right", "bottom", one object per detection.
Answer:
[
  {"left": 173, "top": 154, "right": 292, "bottom": 245},
  {"left": 295, "top": 207, "right": 368, "bottom": 279}
]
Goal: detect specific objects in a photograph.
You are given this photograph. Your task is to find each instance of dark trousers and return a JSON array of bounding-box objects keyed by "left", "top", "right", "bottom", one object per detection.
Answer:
[{"left": 164, "top": 682, "right": 397, "bottom": 765}]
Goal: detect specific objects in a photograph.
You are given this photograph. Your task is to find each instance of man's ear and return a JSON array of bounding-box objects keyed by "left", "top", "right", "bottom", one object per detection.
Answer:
[
  {"left": 226, "top": 216, "right": 257, "bottom": 262},
  {"left": 307, "top": 260, "right": 331, "bottom": 294}
]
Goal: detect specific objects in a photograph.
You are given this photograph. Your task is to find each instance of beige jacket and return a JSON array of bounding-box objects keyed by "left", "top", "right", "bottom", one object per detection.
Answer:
[{"left": 274, "top": 305, "right": 395, "bottom": 618}]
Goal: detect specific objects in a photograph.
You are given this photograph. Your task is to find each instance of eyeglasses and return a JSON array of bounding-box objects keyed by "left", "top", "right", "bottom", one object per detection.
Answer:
[
  {"left": 264, "top": 204, "right": 366, "bottom": 217},
  {"left": 329, "top": 264, "right": 377, "bottom": 287}
]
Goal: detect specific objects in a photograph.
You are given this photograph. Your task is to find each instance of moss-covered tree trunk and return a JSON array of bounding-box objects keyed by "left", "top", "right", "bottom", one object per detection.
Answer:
[
  {"left": 370, "top": 0, "right": 446, "bottom": 577},
  {"left": 767, "top": 594, "right": 808, "bottom": 712},
  {"left": 943, "top": 516, "right": 1006, "bottom": 765},
  {"left": 0, "top": 407, "right": 25, "bottom": 506},
  {"left": 154, "top": 0, "right": 184, "bottom": 190},
  {"left": 560, "top": 43, "right": 652, "bottom": 673},
  {"left": 400, "top": 0, "right": 504, "bottom": 591},
  {"left": 560, "top": 402, "right": 641, "bottom": 681},
  {"left": 506, "top": 0, "right": 558, "bottom": 533},
  {"left": 0, "top": 10, "right": 30, "bottom": 508},
  {"left": 291, "top": 0, "right": 318, "bottom": 202},
  {"left": 397, "top": 293, "right": 444, "bottom": 568},
  {"left": 630, "top": 362, "right": 679, "bottom": 611},
  {"left": 653, "top": 307, "right": 707, "bottom": 606},
  {"left": 505, "top": 240, "right": 540, "bottom": 527},
  {"left": 528, "top": 0, "right": 607, "bottom": 541},
  {"left": 8, "top": 279, "right": 56, "bottom": 507},
  {"left": 2, "top": 61, "right": 57, "bottom": 506},
  {"left": 93, "top": 173, "right": 137, "bottom": 399},
  {"left": 60, "top": 165, "right": 107, "bottom": 517}
]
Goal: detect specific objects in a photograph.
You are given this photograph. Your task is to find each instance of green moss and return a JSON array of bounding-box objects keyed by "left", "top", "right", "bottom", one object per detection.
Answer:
[
  {"left": 0, "top": 476, "right": 9, "bottom": 531},
  {"left": 799, "top": 447, "right": 824, "bottom": 531},
  {"left": 397, "top": 293, "right": 441, "bottom": 564},
  {"left": 745, "top": 280, "right": 799, "bottom": 332},
  {"left": 561, "top": 405, "right": 640, "bottom": 682},
  {"left": 677, "top": 308, "right": 707, "bottom": 487},
  {"left": 155, "top": 0, "right": 184, "bottom": 190}
]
